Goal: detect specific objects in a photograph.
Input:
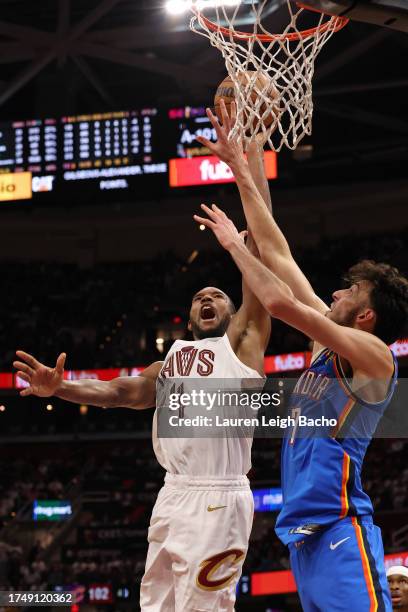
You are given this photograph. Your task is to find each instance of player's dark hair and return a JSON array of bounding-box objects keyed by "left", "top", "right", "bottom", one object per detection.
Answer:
[{"left": 344, "top": 260, "right": 408, "bottom": 345}]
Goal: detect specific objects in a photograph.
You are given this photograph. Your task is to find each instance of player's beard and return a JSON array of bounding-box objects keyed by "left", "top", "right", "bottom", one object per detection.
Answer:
[
  {"left": 190, "top": 314, "right": 230, "bottom": 340},
  {"left": 330, "top": 305, "right": 360, "bottom": 328}
]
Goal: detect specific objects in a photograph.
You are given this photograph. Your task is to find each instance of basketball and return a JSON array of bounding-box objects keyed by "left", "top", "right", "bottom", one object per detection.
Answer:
[{"left": 214, "top": 71, "right": 281, "bottom": 134}]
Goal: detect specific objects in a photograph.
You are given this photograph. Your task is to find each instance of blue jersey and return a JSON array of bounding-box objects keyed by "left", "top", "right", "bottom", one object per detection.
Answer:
[{"left": 276, "top": 348, "right": 397, "bottom": 546}]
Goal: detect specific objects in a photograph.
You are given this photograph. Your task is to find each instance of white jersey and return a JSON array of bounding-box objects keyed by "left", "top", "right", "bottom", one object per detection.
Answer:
[{"left": 152, "top": 334, "right": 263, "bottom": 477}]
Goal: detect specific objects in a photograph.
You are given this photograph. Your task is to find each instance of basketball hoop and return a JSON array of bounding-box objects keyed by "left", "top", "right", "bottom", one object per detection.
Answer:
[{"left": 190, "top": 1, "right": 349, "bottom": 151}]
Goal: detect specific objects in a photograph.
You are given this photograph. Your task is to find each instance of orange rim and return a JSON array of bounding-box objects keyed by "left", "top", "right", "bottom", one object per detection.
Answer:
[{"left": 191, "top": 6, "right": 349, "bottom": 42}]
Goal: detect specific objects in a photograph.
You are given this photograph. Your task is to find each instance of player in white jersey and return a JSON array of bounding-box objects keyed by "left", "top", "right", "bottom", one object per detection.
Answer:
[
  {"left": 153, "top": 332, "right": 262, "bottom": 477},
  {"left": 145, "top": 327, "right": 264, "bottom": 611},
  {"left": 13, "top": 145, "right": 272, "bottom": 612}
]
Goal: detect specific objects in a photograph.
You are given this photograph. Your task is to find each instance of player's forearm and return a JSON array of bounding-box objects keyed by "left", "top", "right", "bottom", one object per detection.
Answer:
[
  {"left": 228, "top": 240, "right": 293, "bottom": 312},
  {"left": 232, "top": 153, "right": 327, "bottom": 313},
  {"left": 55, "top": 379, "right": 119, "bottom": 408},
  {"left": 245, "top": 142, "right": 271, "bottom": 257},
  {"left": 246, "top": 141, "right": 273, "bottom": 216},
  {"left": 230, "top": 156, "right": 291, "bottom": 263}
]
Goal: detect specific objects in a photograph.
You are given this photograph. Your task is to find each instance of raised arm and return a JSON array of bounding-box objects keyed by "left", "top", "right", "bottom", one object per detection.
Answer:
[
  {"left": 14, "top": 350, "right": 160, "bottom": 409},
  {"left": 228, "top": 138, "right": 272, "bottom": 360},
  {"left": 206, "top": 124, "right": 272, "bottom": 372},
  {"left": 194, "top": 205, "right": 393, "bottom": 380},
  {"left": 196, "top": 101, "right": 328, "bottom": 316}
]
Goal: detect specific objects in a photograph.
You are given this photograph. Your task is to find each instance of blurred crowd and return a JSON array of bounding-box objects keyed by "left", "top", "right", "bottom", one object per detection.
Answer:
[
  {"left": 0, "top": 454, "right": 81, "bottom": 529},
  {"left": 0, "top": 436, "right": 406, "bottom": 590},
  {"left": 0, "top": 228, "right": 406, "bottom": 371},
  {"left": 364, "top": 439, "right": 408, "bottom": 512}
]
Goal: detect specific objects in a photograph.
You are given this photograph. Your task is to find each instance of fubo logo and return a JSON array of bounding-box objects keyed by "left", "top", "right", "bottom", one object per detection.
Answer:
[
  {"left": 274, "top": 353, "right": 305, "bottom": 372},
  {"left": 199, "top": 158, "right": 233, "bottom": 182}
]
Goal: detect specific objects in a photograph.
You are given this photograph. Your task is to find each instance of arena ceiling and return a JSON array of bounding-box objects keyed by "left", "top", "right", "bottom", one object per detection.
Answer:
[{"left": 0, "top": 0, "right": 406, "bottom": 168}]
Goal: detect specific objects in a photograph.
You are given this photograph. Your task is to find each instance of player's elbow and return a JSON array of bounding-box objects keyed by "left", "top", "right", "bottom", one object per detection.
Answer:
[
  {"left": 264, "top": 295, "right": 285, "bottom": 318},
  {"left": 265, "top": 294, "right": 296, "bottom": 320},
  {"left": 108, "top": 376, "right": 156, "bottom": 410},
  {"left": 105, "top": 379, "right": 123, "bottom": 408},
  {"left": 257, "top": 241, "right": 273, "bottom": 265}
]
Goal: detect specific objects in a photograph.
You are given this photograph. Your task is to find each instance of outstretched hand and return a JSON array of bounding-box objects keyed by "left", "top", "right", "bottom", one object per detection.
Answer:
[
  {"left": 194, "top": 203, "right": 247, "bottom": 252},
  {"left": 196, "top": 100, "right": 245, "bottom": 169},
  {"left": 13, "top": 351, "right": 66, "bottom": 397}
]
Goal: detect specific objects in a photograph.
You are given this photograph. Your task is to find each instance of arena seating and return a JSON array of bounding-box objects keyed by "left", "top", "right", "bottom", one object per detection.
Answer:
[
  {"left": 0, "top": 436, "right": 406, "bottom": 591},
  {"left": 0, "top": 228, "right": 406, "bottom": 370}
]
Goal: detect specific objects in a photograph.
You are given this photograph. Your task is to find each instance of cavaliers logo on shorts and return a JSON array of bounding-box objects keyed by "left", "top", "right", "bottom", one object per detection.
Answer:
[{"left": 196, "top": 549, "right": 245, "bottom": 591}]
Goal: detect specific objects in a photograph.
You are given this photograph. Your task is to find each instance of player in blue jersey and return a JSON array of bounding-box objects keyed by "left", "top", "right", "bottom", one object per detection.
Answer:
[{"left": 196, "top": 100, "right": 408, "bottom": 612}]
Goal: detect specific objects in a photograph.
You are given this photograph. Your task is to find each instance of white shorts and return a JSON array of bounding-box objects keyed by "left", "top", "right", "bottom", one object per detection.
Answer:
[{"left": 140, "top": 473, "right": 254, "bottom": 612}]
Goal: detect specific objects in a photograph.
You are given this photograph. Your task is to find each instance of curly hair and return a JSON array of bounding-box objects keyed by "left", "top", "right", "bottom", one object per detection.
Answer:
[{"left": 344, "top": 260, "right": 408, "bottom": 345}]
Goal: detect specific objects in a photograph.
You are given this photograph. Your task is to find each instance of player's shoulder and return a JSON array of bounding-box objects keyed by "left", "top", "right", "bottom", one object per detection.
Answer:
[{"left": 349, "top": 330, "right": 395, "bottom": 378}]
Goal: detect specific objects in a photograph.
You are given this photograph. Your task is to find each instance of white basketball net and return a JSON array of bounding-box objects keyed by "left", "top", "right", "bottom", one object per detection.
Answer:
[{"left": 190, "top": 0, "right": 348, "bottom": 151}]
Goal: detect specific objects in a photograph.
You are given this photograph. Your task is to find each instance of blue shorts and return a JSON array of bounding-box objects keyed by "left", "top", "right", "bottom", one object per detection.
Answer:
[{"left": 289, "top": 516, "right": 392, "bottom": 612}]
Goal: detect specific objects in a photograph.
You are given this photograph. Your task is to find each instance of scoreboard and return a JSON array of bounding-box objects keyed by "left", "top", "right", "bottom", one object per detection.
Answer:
[
  {"left": 61, "top": 110, "right": 165, "bottom": 187},
  {"left": 6, "top": 118, "right": 58, "bottom": 170},
  {"left": 0, "top": 106, "right": 277, "bottom": 202},
  {"left": 168, "top": 106, "right": 277, "bottom": 187},
  {"left": 0, "top": 109, "right": 166, "bottom": 199}
]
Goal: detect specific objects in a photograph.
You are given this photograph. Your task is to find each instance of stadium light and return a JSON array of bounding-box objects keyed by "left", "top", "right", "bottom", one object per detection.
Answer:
[
  {"left": 187, "top": 249, "right": 199, "bottom": 264},
  {"left": 165, "top": 0, "right": 190, "bottom": 14},
  {"left": 165, "top": 0, "right": 240, "bottom": 15}
]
